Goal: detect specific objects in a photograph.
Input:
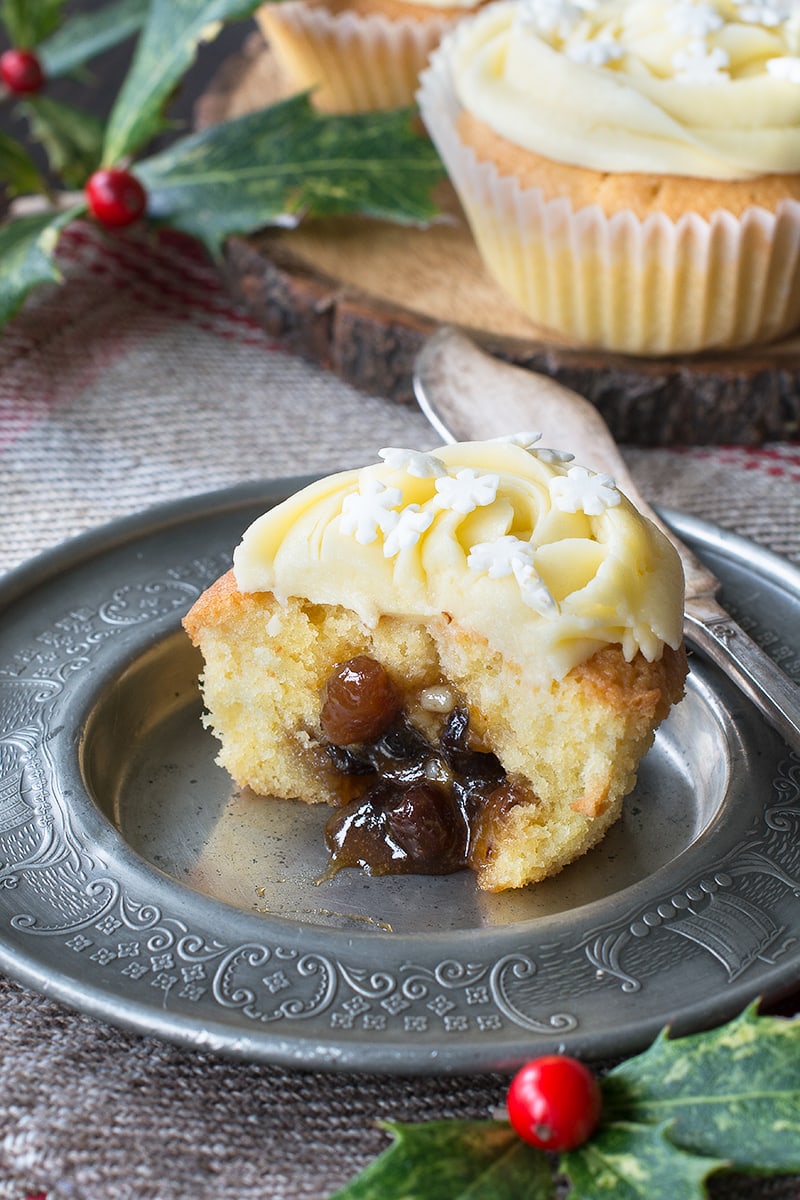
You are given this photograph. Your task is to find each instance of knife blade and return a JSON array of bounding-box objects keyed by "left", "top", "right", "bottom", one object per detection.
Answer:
[{"left": 413, "top": 327, "right": 800, "bottom": 753}]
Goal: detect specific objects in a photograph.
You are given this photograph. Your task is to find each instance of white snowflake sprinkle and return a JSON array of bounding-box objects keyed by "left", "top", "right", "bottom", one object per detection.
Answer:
[
  {"left": 566, "top": 36, "right": 624, "bottom": 66},
  {"left": 434, "top": 469, "right": 500, "bottom": 514},
  {"left": 488, "top": 432, "right": 575, "bottom": 463},
  {"left": 667, "top": 2, "right": 724, "bottom": 37},
  {"left": 382, "top": 505, "right": 434, "bottom": 556},
  {"left": 766, "top": 54, "right": 800, "bottom": 80},
  {"left": 549, "top": 466, "right": 621, "bottom": 515},
  {"left": 378, "top": 447, "right": 448, "bottom": 478},
  {"left": 519, "top": 0, "right": 585, "bottom": 37},
  {"left": 673, "top": 39, "right": 730, "bottom": 82},
  {"left": 489, "top": 431, "right": 543, "bottom": 450},
  {"left": 533, "top": 447, "right": 575, "bottom": 464},
  {"left": 736, "top": 0, "right": 793, "bottom": 25},
  {"left": 467, "top": 536, "right": 558, "bottom": 615},
  {"left": 512, "top": 560, "right": 559, "bottom": 616},
  {"left": 467, "top": 535, "right": 536, "bottom": 578},
  {"left": 339, "top": 478, "right": 401, "bottom": 544}
]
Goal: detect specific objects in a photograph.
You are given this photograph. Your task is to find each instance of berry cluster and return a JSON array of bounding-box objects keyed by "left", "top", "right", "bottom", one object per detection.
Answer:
[{"left": 1, "top": 48, "right": 147, "bottom": 229}]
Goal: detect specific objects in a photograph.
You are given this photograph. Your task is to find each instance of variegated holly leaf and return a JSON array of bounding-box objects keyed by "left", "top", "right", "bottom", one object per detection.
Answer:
[
  {"left": 0, "top": 128, "right": 46, "bottom": 197},
  {"left": 0, "top": 207, "right": 81, "bottom": 326},
  {"left": 1, "top": 0, "right": 63, "bottom": 48},
  {"left": 328, "top": 1007, "right": 800, "bottom": 1200},
  {"left": 602, "top": 1003, "right": 800, "bottom": 1172},
  {"left": 21, "top": 95, "right": 105, "bottom": 187},
  {"left": 101, "top": 0, "right": 260, "bottom": 168},
  {"left": 38, "top": 0, "right": 148, "bottom": 79},
  {"left": 136, "top": 95, "right": 444, "bottom": 253},
  {"left": 562, "top": 1121, "right": 726, "bottom": 1200},
  {"left": 328, "top": 1120, "right": 553, "bottom": 1200}
]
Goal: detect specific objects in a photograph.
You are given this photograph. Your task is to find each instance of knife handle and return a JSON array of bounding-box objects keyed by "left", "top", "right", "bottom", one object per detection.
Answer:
[{"left": 684, "top": 598, "right": 800, "bottom": 754}]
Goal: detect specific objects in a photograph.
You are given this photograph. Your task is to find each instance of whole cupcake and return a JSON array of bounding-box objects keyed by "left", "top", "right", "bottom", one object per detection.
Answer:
[
  {"left": 256, "top": 0, "right": 486, "bottom": 112},
  {"left": 417, "top": 0, "right": 800, "bottom": 356},
  {"left": 184, "top": 437, "right": 687, "bottom": 892}
]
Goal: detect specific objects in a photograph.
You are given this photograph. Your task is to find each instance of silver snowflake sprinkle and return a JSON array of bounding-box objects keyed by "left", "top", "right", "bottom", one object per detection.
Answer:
[
  {"left": 378, "top": 447, "right": 448, "bottom": 478},
  {"left": 434, "top": 469, "right": 500, "bottom": 514},
  {"left": 340, "top": 478, "right": 401, "bottom": 544},
  {"left": 549, "top": 465, "right": 621, "bottom": 515},
  {"left": 382, "top": 505, "right": 434, "bottom": 556}
]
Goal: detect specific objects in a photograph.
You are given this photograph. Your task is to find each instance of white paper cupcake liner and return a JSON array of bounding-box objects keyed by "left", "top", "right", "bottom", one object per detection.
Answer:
[
  {"left": 257, "top": 1, "right": 459, "bottom": 112},
  {"left": 417, "top": 31, "right": 800, "bottom": 356}
]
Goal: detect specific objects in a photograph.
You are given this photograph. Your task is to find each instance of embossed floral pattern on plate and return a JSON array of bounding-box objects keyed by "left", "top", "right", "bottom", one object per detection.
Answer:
[{"left": 0, "top": 484, "right": 798, "bottom": 1074}]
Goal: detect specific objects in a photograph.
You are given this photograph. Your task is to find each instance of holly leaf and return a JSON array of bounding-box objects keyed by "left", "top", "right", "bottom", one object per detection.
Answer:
[
  {"left": 0, "top": 129, "right": 46, "bottom": 197},
  {"left": 20, "top": 95, "right": 104, "bottom": 187},
  {"left": 1, "top": 0, "right": 63, "bottom": 48},
  {"left": 0, "top": 207, "right": 81, "bottom": 328},
  {"left": 562, "top": 1121, "right": 725, "bottom": 1200},
  {"left": 136, "top": 95, "right": 444, "bottom": 254},
  {"left": 328, "top": 1120, "right": 553, "bottom": 1200},
  {"left": 38, "top": 0, "right": 149, "bottom": 79},
  {"left": 602, "top": 1004, "right": 800, "bottom": 1173},
  {"left": 101, "top": 0, "right": 260, "bottom": 168}
]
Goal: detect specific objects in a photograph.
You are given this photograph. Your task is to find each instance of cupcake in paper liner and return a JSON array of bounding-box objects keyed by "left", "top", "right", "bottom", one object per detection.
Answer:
[
  {"left": 417, "top": 0, "right": 800, "bottom": 356},
  {"left": 256, "top": 0, "right": 485, "bottom": 113}
]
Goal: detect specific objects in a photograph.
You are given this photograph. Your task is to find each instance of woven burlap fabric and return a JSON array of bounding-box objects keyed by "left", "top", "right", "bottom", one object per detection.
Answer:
[
  {"left": 1, "top": 223, "right": 798, "bottom": 576},
  {"left": 1, "top": 222, "right": 799, "bottom": 1200},
  {"left": 2, "top": 976, "right": 799, "bottom": 1200}
]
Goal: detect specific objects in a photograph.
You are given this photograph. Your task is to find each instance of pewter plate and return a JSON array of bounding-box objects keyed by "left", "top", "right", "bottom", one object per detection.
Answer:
[{"left": 1, "top": 480, "right": 799, "bottom": 1075}]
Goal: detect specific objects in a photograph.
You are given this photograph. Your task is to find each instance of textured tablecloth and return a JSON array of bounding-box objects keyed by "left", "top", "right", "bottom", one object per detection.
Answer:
[{"left": 1, "top": 220, "right": 799, "bottom": 1200}]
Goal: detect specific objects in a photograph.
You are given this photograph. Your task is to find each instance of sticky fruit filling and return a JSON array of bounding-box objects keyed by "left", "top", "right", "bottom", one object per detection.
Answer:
[{"left": 318, "top": 656, "right": 526, "bottom": 876}]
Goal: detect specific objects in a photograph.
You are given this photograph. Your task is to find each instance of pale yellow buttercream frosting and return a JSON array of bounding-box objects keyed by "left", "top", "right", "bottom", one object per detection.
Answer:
[
  {"left": 450, "top": 0, "right": 800, "bottom": 179},
  {"left": 233, "top": 439, "right": 684, "bottom": 683}
]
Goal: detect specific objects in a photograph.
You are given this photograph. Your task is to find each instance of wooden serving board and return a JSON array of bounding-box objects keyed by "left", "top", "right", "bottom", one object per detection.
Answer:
[{"left": 198, "top": 32, "right": 800, "bottom": 446}]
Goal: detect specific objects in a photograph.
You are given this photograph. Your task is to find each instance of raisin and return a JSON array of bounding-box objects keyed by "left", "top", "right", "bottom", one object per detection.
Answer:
[
  {"left": 374, "top": 714, "right": 430, "bottom": 760},
  {"left": 325, "top": 744, "right": 375, "bottom": 775},
  {"left": 371, "top": 754, "right": 429, "bottom": 786},
  {"left": 385, "top": 783, "right": 468, "bottom": 870},
  {"left": 325, "top": 781, "right": 469, "bottom": 876},
  {"left": 440, "top": 705, "right": 470, "bottom": 759},
  {"left": 320, "top": 656, "right": 402, "bottom": 745},
  {"left": 319, "top": 673, "right": 528, "bottom": 883},
  {"left": 468, "top": 780, "right": 527, "bottom": 870},
  {"left": 441, "top": 707, "right": 504, "bottom": 789},
  {"left": 325, "top": 781, "right": 396, "bottom": 873}
]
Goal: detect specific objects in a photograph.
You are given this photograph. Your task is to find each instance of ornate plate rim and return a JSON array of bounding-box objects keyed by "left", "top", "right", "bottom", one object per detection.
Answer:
[{"left": 0, "top": 481, "right": 799, "bottom": 1075}]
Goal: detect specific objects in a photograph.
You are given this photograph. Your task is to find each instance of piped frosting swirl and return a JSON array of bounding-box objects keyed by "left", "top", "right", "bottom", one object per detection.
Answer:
[
  {"left": 233, "top": 438, "right": 685, "bottom": 683},
  {"left": 448, "top": 0, "right": 800, "bottom": 179}
]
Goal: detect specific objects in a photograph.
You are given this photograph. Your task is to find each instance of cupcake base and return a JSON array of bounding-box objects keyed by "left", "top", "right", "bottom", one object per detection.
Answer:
[
  {"left": 417, "top": 36, "right": 800, "bottom": 357},
  {"left": 257, "top": 0, "right": 458, "bottom": 112}
]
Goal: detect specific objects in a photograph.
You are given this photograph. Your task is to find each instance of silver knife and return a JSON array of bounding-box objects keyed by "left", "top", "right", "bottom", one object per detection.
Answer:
[{"left": 413, "top": 327, "right": 800, "bottom": 754}]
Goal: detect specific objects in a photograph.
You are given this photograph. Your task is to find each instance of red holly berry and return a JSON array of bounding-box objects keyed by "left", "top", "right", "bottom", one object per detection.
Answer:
[
  {"left": 0, "top": 48, "right": 44, "bottom": 95},
  {"left": 506, "top": 1054, "right": 602, "bottom": 1151},
  {"left": 85, "top": 168, "right": 147, "bottom": 229}
]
